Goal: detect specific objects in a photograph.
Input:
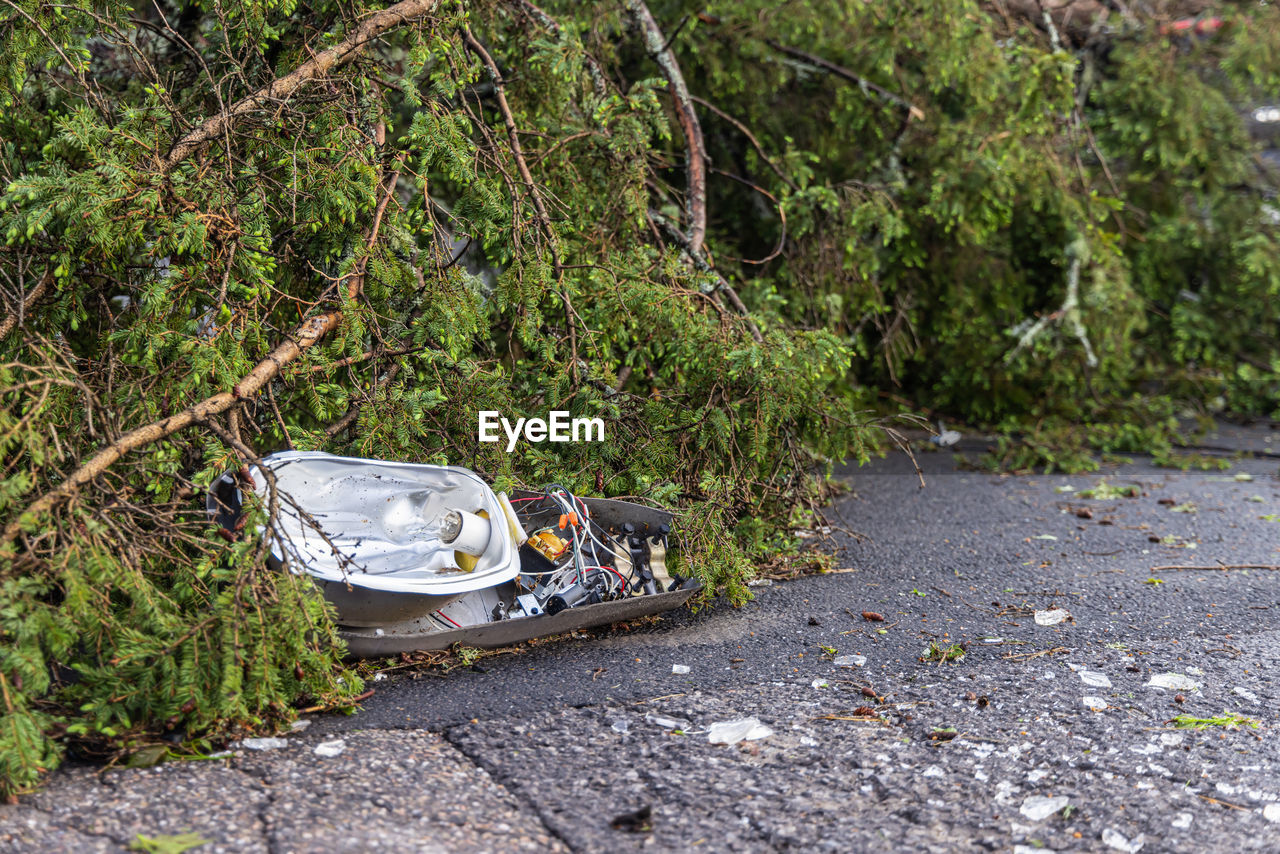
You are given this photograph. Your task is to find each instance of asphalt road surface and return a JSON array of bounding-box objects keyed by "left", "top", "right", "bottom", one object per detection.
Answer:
[{"left": 3, "top": 427, "right": 1279, "bottom": 853}]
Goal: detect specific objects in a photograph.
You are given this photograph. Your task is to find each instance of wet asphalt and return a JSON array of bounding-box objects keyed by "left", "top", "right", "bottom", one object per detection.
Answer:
[{"left": 2, "top": 426, "right": 1279, "bottom": 852}]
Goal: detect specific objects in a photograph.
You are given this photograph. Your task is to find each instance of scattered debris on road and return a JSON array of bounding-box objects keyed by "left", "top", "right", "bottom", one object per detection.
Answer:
[
  {"left": 1033, "top": 608, "right": 1072, "bottom": 626},
  {"left": 707, "top": 717, "right": 774, "bottom": 745},
  {"left": 235, "top": 738, "right": 289, "bottom": 751},
  {"left": 1020, "top": 794, "right": 1070, "bottom": 821},
  {"left": 1146, "top": 673, "right": 1201, "bottom": 692},
  {"left": 1170, "top": 712, "right": 1259, "bottom": 730},
  {"left": 313, "top": 740, "right": 347, "bottom": 757},
  {"left": 644, "top": 712, "right": 690, "bottom": 732},
  {"left": 920, "top": 641, "right": 966, "bottom": 664}
]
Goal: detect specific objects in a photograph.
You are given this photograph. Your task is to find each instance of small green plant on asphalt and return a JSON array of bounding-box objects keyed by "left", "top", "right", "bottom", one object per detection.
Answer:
[
  {"left": 1152, "top": 451, "right": 1232, "bottom": 472},
  {"left": 128, "top": 832, "right": 211, "bottom": 854},
  {"left": 1078, "top": 480, "right": 1141, "bottom": 500},
  {"left": 1171, "top": 711, "right": 1260, "bottom": 730},
  {"left": 920, "top": 642, "right": 966, "bottom": 665}
]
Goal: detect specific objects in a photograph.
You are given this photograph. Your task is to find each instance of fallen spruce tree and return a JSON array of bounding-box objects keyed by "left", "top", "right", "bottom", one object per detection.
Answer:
[
  {"left": 0, "top": 0, "right": 869, "bottom": 794},
  {"left": 1, "top": 0, "right": 1277, "bottom": 794}
]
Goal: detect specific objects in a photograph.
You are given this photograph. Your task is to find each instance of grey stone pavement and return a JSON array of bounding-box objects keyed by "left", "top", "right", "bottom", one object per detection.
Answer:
[{"left": 3, "top": 424, "right": 1279, "bottom": 852}]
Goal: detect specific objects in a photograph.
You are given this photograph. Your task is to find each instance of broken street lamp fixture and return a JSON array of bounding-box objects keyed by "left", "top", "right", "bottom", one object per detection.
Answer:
[{"left": 207, "top": 452, "right": 698, "bottom": 655}]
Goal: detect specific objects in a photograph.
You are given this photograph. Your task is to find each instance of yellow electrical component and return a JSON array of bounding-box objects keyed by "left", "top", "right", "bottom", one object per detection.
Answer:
[{"left": 527, "top": 529, "right": 568, "bottom": 562}]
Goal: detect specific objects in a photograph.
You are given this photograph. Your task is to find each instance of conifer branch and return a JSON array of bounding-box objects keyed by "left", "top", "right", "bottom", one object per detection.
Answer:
[
  {"left": 463, "top": 27, "right": 580, "bottom": 378},
  {"left": 649, "top": 210, "right": 764, "bottom": 344},
  {"left": 508, "top": 0, "right": 609, "bottom": 95},
  {"left": 461, "top": 29, "right": 559, "bottom": 271},
  {"left": 159, "top": 0, "right": 439, "bottom": 172},
  {"left": 0, "top": 312, "right": 340, "bottom": 551},
  {"left": 764, "top": 40, "right": 925, "bottom": 121},
  {"left": 1, "top": 100, "right": 407, "bottom": 552}
]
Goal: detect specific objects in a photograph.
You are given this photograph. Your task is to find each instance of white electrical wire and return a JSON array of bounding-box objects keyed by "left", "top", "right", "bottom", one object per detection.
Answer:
[
  {"left": 518, "top": 486, "right": 638, "bottom": 600},
  {"left": 567, "top": 492, "right": 632, "bottom": 577}
]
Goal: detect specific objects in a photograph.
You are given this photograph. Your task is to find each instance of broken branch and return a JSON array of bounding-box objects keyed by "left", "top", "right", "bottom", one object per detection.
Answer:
[
  {"left": 1004, "top": 235, "right": 1097, "bottom": 367},
  {"left": 3, "top": 128, "right": 409, "bottom": 552},
  {"left": 625, "top": 0, "right": 707, "bottom": 252},
  {"left": 625, "top": 3, "right": 763, "bottom": 343}
]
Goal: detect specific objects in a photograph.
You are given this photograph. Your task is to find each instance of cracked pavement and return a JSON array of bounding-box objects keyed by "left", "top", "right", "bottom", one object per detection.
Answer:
[
  {"left": 2, "top": 425, "right": 1279, "bottom": 852},
  {"left": 1, "top": 730, "right": 565, "bottom": 853}
]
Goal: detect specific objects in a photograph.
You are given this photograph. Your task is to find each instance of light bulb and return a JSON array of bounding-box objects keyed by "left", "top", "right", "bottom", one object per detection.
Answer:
[{"left": 437, "top": 509, "right": 463, "bottom": 543}]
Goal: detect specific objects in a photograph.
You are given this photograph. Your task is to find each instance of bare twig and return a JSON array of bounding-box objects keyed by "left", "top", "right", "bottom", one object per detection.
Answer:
[
  {"left": 691, "top": 95, "right": 799, "bottom": 192},
  {"left": 1198, "top": 794, "right": 1251, "bottom": 811},
  {"left": 1003, "top": 646, "right": 1069, "bottom": 662},
  {"left": 764, "top": 40, "right": 924, "bottom": 121},
  {"left": 309, "top": 345, "right": 420, "bottom": 373},
  {"left": 0, "top": 270, "right": 53, "bottom": 340},
  {"left": 707, "top": 166, "right": 787, "bottom": 265}
]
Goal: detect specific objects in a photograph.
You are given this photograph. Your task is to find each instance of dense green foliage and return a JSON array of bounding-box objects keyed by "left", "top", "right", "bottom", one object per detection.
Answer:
[
  {"left": 1, "top": 0, "right": 1277, "bottom": 794},
  {"left": 638, "top": 1, "right": 1280, "bottom": 437}
]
